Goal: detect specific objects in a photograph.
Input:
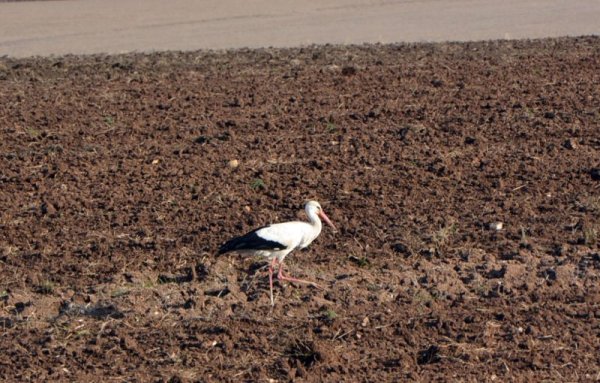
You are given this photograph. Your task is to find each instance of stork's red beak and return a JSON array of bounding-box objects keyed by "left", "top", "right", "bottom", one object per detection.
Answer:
[{"left": 318, "top": 210, "right": 337, "bottom": 231}]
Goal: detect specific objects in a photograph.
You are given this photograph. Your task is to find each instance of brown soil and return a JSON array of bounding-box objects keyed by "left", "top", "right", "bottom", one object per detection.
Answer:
[{"left": 1, "top": 37, "right": 599, "bottom": 382}]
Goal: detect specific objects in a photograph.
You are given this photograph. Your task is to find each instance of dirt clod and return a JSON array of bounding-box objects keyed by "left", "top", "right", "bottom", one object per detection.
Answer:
[{"left": 417, "top": 345, "right": 441, "bottom": 365}]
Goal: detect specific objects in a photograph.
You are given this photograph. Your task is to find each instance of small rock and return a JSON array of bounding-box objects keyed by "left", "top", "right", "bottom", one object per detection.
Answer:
[
  {"left": 419, "top": 248, "right": 437, "bottom": 258},
  {"left": 341, "top": 66, "right": 357, "bottom": 76},
  {"left": 194, "top": 135, "right": 209, "bottom": 144},
  {"left": 228, "top": 159, "right": 239, "bottom": 169},
  {"left": 227, "top": 98, "right": 241, "bottom": 107},
  {"left": 391, "top": 243, "right": 409, "bottom": 255},
  {"left": 151, "top": 158, "right": 160, "bottom": 165},
  {"left": 41, "top": 202, "right": 56, "bottom": 216},
  {"left": 539, "top": 268, "right": 557, "bottom": 281},
  {"left": 14, "top": 302, "right": 28, "bottom": 314},
  {"left": 431, "top": 79, "right": 444, "bottom": 88},
  {"left": 323, "top": 64, "right": 340, "bottom": 73},
  {"left": 366, "top": 108, "right": 381, "bottom": 119},
  {"left": 487, "top": 265, "right": 507, "bottom": 279},
  {"left": 464, "top": 136, "right": 477, "bottom": 145},
  {"left": 361, "top": 317, "right": 370, "bottom": 327},
  {"left": 203, "top": 340, "right": 218, "bottom": 348},
  {"left": 489, "top": 222, "right": 503, "bottom": 231},
  {"left": 562, "top": 139, "right": 577, "bottom": 150},
  {"left": 243, "top": 206, "right": 251, "bottom": 213}
]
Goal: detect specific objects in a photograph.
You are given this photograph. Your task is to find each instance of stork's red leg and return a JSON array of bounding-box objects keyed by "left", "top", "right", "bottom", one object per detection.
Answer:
[{"left": 277, "top": 262, "right": 320, "bottom": 288}]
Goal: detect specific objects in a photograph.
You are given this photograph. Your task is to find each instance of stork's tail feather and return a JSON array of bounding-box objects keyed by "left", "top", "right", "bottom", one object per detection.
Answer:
[{"left": 217, "top": 238, "right": 240, "bottom": 256}]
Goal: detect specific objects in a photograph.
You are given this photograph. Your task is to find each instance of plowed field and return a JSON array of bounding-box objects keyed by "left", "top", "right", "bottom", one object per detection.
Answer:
[{"left": 1, "top": 37, "right": 599, "bottom": 382}]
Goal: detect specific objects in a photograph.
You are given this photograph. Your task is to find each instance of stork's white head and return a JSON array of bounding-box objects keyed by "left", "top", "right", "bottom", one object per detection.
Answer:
[{"left": 305, "top": 200, "right": 337, "bottom": 231}]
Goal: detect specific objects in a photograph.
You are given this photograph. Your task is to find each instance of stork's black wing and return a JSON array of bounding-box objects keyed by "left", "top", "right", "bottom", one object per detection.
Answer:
[{"left": 217, "top": 226, "right": 287, "bottom": 255}]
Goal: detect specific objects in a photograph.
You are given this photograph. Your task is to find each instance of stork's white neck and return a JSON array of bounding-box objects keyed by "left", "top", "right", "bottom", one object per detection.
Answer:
[{"left": 306, "top": 207, "right": 323, "bottom": 232}]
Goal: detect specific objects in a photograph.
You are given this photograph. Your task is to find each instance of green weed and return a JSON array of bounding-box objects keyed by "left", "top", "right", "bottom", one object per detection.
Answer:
[{"left": 250, "top": 178, "right": 266, "bottom": 190}]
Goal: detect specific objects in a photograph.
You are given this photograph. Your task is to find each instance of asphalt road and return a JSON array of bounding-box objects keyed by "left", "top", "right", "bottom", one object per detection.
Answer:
[{"left": 1, "top": 0, "right": 599, "bottom": 57}]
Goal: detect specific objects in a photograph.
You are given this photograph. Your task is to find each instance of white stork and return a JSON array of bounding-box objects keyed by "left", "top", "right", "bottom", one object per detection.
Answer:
[{"left": 217, "top": 200, "right": 336, "bottom": 305}]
